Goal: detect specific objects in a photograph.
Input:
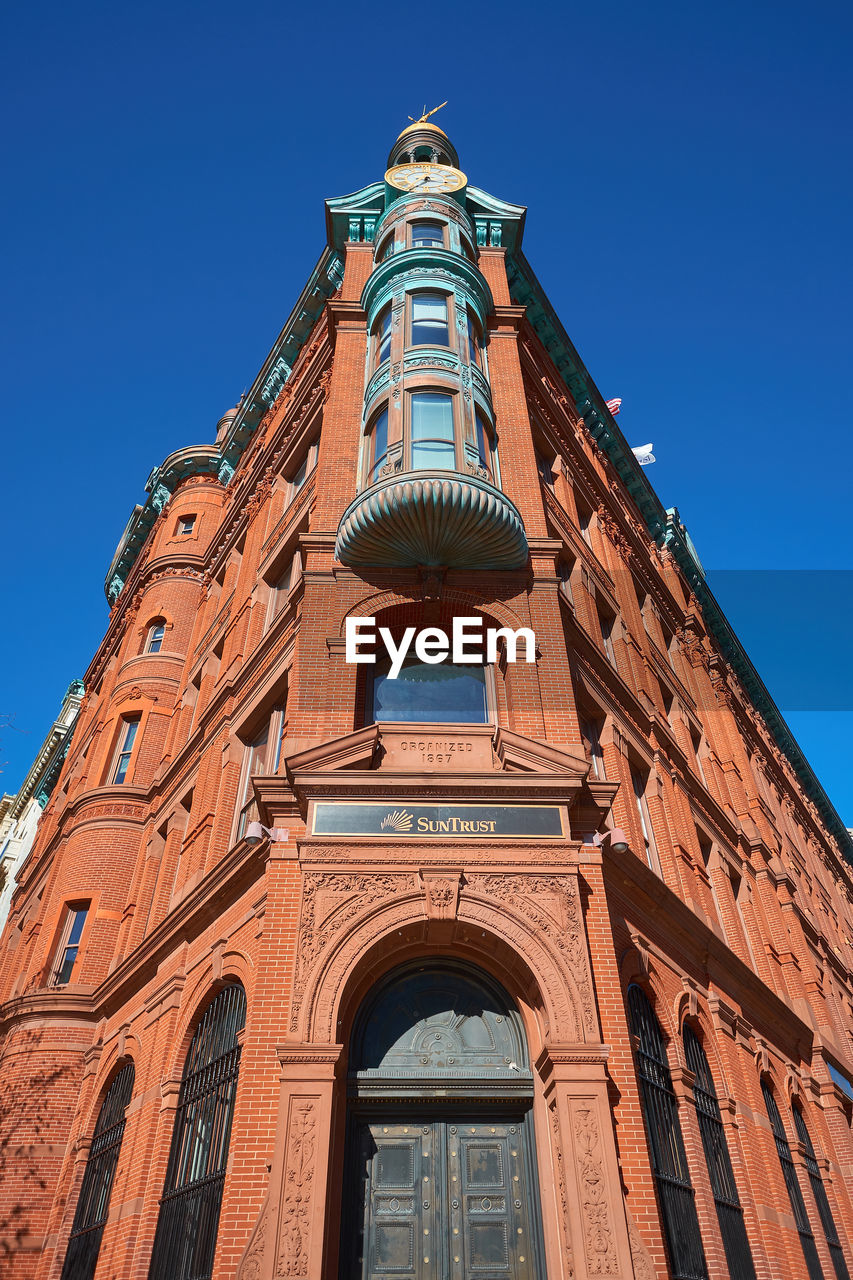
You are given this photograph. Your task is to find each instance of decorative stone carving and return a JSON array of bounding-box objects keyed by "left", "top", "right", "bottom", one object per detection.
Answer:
[
  {"left": 277, "top": 1099, "right": 317, "bottom": 1278},
  {"left": 549, "top": 1101, "right": 574, "bottom": 1273},
  {"left": 466, "top": 875, "right": 598, "bottom": 1036},
  {"left": 625, "top": 1209, "right": 657, "bottom": 1280},
  {"left": 420, "top": 869, "right": 461, "bottom": 920},
  {"left": 574, "top": 1105, "right": 618, "bottom": 1275},
  {"left": 289, "top": 873, "right": 414, "bottom": 1033}
]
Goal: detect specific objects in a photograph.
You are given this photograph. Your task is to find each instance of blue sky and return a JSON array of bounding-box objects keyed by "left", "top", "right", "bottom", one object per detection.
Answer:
[{"left": 1, "top": 0, "right": 850, "bottom": 822}]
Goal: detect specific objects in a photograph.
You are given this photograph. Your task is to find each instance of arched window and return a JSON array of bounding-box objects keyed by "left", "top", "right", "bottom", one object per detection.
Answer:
[
  {"left": 370, "top": 654, "right": 489, "bottom": 725},
  {"left": 792, "top": 1105, "right": 850, "bottom": 1280},
  {"left": 60, "top": 1061, "right": 135, "bottom": 1280},
  {"left": 627, "top": 986, "right": 708, "bottom": 1280},
  {"left": 148, "top": 985, "right": 247, "bottom": 1280},
  {"left": 761, "top": 1079, "right": 824, "bottom": 1280},
  {"left": 682, "top": 1025, "right": 756, "bottom": 1280},
  {"left": 146, "top": 621, "right": 166, "bottom": 654}
]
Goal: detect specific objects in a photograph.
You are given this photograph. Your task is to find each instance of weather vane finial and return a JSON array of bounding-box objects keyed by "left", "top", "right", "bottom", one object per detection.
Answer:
[{"left": 407, "top": 101, "right": 448, "bottom": 125}]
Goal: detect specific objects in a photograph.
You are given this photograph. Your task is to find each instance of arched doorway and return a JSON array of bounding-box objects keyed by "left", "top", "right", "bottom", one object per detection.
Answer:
[{"left": 340, "top": 960, "right": 546, "bottom": 1280}]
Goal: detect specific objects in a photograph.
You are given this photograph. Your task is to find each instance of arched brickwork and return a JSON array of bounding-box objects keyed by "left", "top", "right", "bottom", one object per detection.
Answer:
[{"left": 289, "top": 873, "right": 596, "bottom": 1048}]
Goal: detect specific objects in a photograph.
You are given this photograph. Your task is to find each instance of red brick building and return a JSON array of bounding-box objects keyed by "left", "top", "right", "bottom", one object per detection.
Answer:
[{"left": 1, "top": 117, "right": 852, "bottom": 1280}]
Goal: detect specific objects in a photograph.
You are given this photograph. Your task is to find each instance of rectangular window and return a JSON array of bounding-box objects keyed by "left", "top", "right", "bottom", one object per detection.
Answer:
[
  {"left": 411, "top": 392, "right": 455, "bottom": 470},
  {"left": 632, "top": 768, "right": 659, "bottom": 871},
  {"left": 368, "top": 408, "right": 389, "bottom": 483},
  {"left": 691, "top": 727, "right": 708, "bottom": 785},
  {"left": 577, "top": 502, "right": 593, "bottom": 546},
  {"left": 475, "top": 410, "right": 493, "bottom": 481},
  {"left": 375, "top": 304, "right": 392, "bottom": 365},
  {"left": 558, "top": 557, "right": 574, "bottom": 604},
  {"left": 536, "top": 451, "right": 555, "bottom": 489},
  {"left": 111, "top": 718, "right": 139, "bottom": 785},
  {"left": 411, "top": 293, "right": 449, "bottom": 347},
  {"left": 269, "top": 551, "right": 302, "bottom": 622},
  {"left": 236, "top": 707, "right": 286, "bottom": 839},
  {"left": 177, "top": 515, "right": 196, "bottom": 536},
  {"left": 581, "top": 717, "right": 605, "bottom": 779},
  {"left": 51, "top": 905, "right": 88, "bottom": 986},
  {"left": 288, "top": 444, "right": 317, "bottom": 502},
  {"left": 598, "top": 607, "right": 616, "bottom": 664},
  {"left": 411, "top": 222, "right": 444, "bottom": 249},
  {"left": 467, "top": 314, "right": 481, "bottom": 366}
]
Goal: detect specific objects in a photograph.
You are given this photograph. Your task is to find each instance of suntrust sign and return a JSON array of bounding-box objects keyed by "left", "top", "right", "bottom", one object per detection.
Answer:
[{"left": 344, "top": 616, "right": 536, "bottom": 679}]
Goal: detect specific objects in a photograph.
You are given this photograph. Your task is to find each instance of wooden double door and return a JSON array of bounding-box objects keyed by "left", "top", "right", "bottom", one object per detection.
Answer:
[{"left": 346, "top": 1113, "right": 542, "bottom": 1280}]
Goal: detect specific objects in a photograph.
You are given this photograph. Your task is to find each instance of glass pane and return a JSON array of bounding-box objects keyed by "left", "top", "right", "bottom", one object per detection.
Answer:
[
  {"left": 376, "top": 306, "right": 392, "bottom": 363},
  {"left": 468, "top": 315, "right": 480, "bottom": 365},
  {"left": 411, "top": 293, "right": 449, "bottom": 346},
  {"left": 411, "top": 222, "right": 443, "bottom": 247},
  {"left": 122, "top": 719, "right": 139, "bottom": 752},
  {"left": 411, "top": 393, "right": 453, "bottom": 440},
  {"left": 372, "top": 657, "right": 487, "bottom": 724},
  {"left": 56, "top": 946, "right": 79, "bottom": 985},
  {"left": 475, "top": 413, "right": 492, "bottom": 478},
  {"left": 411, "top": 439, "right": 455, "bottom": 469},
  {"left": 68, "top": 908, "right": 88, "bottom": 946},
  {"left": 370, "top": 409, "right": 389, "bottom": 481}
]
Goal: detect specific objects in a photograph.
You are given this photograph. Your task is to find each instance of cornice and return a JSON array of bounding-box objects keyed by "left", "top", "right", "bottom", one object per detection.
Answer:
[
  {"left": 508, "top": 247, "right": 853, "bottom": 865},
  {"left": 103, "top": 247, "right": 343, "bottom": 609}
]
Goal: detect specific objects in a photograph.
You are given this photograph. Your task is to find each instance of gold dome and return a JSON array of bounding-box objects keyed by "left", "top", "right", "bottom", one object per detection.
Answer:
[{"left": 395, "top": 119, "right": 449, "bottom": 143}]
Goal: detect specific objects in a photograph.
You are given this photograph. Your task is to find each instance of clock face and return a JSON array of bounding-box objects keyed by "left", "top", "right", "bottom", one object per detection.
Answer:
[{"left": 385, "top": 162, "right": 467, "bottom": 194}]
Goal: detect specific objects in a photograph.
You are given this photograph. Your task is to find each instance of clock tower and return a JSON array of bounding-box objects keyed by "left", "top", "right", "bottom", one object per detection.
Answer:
[{"left": 385, "top": 113, "right": 467, "bottom": 196}]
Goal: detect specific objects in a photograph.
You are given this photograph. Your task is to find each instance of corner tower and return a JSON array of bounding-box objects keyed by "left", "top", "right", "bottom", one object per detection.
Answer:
[{"left": 335, "top": 118, "right": 527, "bottom": 570}]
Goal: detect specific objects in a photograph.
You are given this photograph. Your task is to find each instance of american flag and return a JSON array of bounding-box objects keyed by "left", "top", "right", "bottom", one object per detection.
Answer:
[{"left": 606, "top": 398, "right": 622, "bottom": 416}]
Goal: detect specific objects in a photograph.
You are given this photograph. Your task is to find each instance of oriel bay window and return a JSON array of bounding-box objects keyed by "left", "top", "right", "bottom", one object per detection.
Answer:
[{"left": 410, "top": 291, "right": 450, "bottom": 347}]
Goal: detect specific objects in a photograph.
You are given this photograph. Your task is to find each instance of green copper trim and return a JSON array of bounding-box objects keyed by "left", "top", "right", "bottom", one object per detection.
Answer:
[
  {"left": 336, "top": 470, "right": 528, "bottom": 569},
  {"left": 362, "top": 248, "right": 493, "bottom": 330},
  {"left": 505, "top": 246, "right": 852, "bottom": 862}
]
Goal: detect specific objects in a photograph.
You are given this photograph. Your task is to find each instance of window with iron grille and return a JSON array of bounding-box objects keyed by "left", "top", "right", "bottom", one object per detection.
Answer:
[
  {"left": 60, "top": 1062, "right": 135, "bottom": 1280},
  {"left": 148, "top": 984, "right": 247, "bottom": 1280},
  {"left": 682, "top": 1026, "right": 756, "bottom": 1280},
  {"left": 792, "top": 1105, "right": 851, "bottom": 1280},
  {"left": 627, "top": 986, "right": 708, "bottom": 1280},
  {"left": 761, "top": 1080, "right": 825, "bottom": 1280}
]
